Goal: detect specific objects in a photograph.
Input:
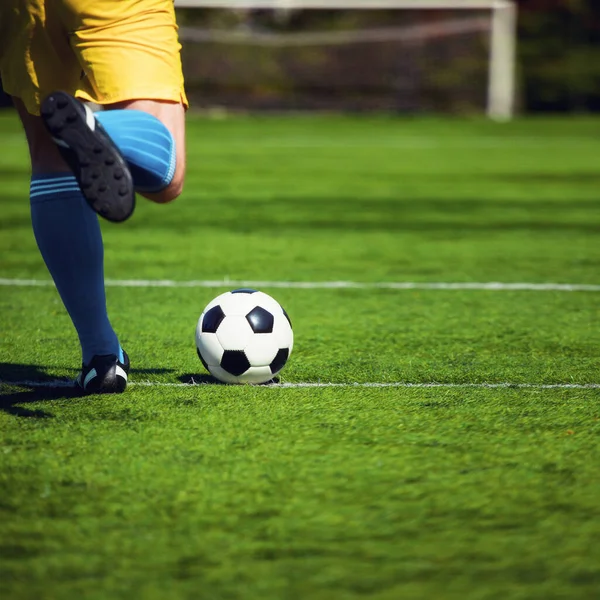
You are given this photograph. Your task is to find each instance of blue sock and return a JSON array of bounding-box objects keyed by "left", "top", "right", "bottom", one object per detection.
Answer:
[
  {"left": 95, "top": 110, "right": 176, "bottom": 193},
  {"left": 30, "top": 174, "right": 120, "bottom": 365}
]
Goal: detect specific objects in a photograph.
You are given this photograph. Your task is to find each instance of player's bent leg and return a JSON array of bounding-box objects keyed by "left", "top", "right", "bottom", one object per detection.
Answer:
[
  {"left": 99, "top": 99, "right": 186, "bottom": 204},
  {"left": 38, "top": 92, "right": 185, "bottom": 207}
]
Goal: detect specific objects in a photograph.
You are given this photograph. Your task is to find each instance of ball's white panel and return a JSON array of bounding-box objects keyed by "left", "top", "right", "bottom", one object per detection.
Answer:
[
  {"left": 218, "top": 292, "right": 260, "bottom": 317},
  {"left": 216, "top": 315, "right": 254, "bottom": 350},
  {"left": 272, "top": 313, "right": 294, "bottom": 353},
  {"left": 244, "top": 335, "right": 279, "bottom": 367},
  {"left": 238, "top": 366, "right": 275, "bottom": 385},
  {"left": 208, "top": 364, "right": 240, "bottom": 384},
  {"left": 197, "top": 332, "right": 224, "bottom": 365}
]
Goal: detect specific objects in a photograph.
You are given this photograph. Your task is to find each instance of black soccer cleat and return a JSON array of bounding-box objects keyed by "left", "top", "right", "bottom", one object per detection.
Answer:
[
  {"left": 75, "top": 349, "right": 130, "bottom": 394},
  {"left": 40, "top": 91, "right": 135, "bottom": 223}
]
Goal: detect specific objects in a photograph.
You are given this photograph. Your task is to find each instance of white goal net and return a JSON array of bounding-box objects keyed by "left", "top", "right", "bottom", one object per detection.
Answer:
[{"left": 174, "top": 0, "right": 516, "bottom": 119}]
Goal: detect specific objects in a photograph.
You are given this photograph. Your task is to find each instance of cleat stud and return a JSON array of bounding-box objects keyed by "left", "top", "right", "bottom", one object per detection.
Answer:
[
  {"left": 105, "top": 157, "right": 115, "bottom": 166},
  {"left": 93, "top": 146, "right": 103, "bottom": 154},
  {"left": 91, "top": 171, "right": 100, "bottom": 180},
  {"left": 118, "top": 185, "right": 128, "bottom": 195},
  {"left": 67, "top": 113, "right": 77, "bottom": 123},
  {"left": 98, "top": 184, "right": 107, "bottom": 192},
  {"left": 113, "top": 168, "right": 124, "bottom": 180}
]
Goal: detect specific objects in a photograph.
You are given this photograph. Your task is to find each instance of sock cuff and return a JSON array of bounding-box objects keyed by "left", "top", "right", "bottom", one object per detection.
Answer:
[
  {"left": 30, "top": 174, "right": 81, "bottom": 204},
  {"left": 164, "top": 143, "right": 177, "bottom": 189}
]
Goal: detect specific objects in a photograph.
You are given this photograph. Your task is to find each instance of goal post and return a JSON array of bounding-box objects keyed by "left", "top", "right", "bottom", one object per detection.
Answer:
[{"left": 174, "top": 0, "right": 517, "bottom": 120}]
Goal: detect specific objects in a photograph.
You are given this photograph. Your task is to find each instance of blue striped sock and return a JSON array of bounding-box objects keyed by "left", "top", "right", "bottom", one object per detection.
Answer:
[
  {"left": 30, "top": 173, "right": 120, "bottom": 364},
  {"left": 95, "top": 109, "right": 176, "bottom": 193}
]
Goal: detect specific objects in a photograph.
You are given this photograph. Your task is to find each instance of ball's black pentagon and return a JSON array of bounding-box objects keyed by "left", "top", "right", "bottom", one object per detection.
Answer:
[
  {"left": 202, "top": 305, "right": 225, "bottom": 333},
  {"left": 197, "top": 347, "right": 210, "bottom": 372},
  {"left": 221, "top": 350, "right": 251, "bottom": 376},
  {"left": 270, "top": 348, "right": 289, "bottom": 374},
  {"left": 283, "top": 308, "right": 292, "bottom": 328},
  {"left": 231, "top": 288, "right": 258, "bottom": 294},
  {"left": 246, "top": 306, "right": 274, "bottom": 334}
]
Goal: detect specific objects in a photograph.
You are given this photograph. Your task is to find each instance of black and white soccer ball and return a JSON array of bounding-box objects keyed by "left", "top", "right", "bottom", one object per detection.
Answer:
[{"left": 195, "top": 288, "right": 293, "bottom": 384}]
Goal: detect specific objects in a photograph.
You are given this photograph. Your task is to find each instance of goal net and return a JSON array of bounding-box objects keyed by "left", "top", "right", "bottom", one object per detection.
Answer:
[{"left": 174, "top": 1, "right": 516, "bottom": 119}]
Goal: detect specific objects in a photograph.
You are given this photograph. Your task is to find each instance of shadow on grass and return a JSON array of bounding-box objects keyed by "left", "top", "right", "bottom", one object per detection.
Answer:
[
  {"left": 179, "top": 373, "right": 226, "bottom": 385},
  {"left": 178, "top": 373, "right": 280, "bottom": 386},
  {"left": 0, "top": 387, "right": 80, "bottom": 418},
  {"left": 0, "top": 362, "right": 176, "bottom": 417},
  {"left": 0, "top": 363, "right": 78, "bottom": 418}
]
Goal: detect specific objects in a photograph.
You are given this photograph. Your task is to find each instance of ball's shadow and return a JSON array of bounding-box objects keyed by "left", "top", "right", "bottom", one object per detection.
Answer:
[
  {"left": 178, "top": 373, "right": 224, "bottom": 385},
  {"left": 178, "top": 373, "right": 280, "bottom": 386}
]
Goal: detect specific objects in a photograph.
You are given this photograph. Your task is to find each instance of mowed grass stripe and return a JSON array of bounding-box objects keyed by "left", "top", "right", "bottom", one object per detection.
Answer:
[{"left": 1, "top": 278, "right": 600, "bottom": 292}]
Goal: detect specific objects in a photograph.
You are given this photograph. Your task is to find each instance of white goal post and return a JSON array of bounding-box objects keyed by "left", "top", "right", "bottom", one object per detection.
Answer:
[{"left": 174, "top": 0, "right": 517, "bottom": 120}]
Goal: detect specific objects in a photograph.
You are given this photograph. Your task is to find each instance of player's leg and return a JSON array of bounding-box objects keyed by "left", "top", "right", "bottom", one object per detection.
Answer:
[{"left": 14, "top": 97, "right": 129, "bottom": 393}]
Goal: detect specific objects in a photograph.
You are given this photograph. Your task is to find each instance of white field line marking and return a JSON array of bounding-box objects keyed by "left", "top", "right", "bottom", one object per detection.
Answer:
[
  {"left": 1, "top": 379, "right": 599, "bottom": 390},
  {"left": 1, "top": 279, "right": 600, "bottom": 292}
]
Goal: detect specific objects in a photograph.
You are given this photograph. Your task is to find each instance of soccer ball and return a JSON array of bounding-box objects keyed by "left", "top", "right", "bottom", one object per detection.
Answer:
[{"left": 195, "top": 288, "right": 293, "bottom": 384}]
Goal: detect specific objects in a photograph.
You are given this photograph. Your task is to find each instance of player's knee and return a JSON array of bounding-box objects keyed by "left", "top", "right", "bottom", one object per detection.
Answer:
[
  {"left": 164, "top": 174, "right": 184, "bottom": 202},
  {"left": 167, "top": 159, "right": 186, "bottom": 199},
  {"left": 142, "top": 172, "right": 184, "bottom": 204}
]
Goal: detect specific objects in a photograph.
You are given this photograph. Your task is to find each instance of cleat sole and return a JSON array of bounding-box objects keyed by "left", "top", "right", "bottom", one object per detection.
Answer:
[{"left": 41, "top": 92, "right": 135, "bottom": 223}]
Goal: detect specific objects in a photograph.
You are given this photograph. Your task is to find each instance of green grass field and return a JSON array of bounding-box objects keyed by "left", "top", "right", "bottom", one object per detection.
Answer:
[{"left": 1, "top": 111, "right": 599, "bottom": 600}]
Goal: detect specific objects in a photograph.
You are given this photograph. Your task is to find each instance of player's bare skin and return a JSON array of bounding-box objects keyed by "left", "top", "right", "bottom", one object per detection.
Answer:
[{"left": 14, "top": 98, "right": 69, "bottom": 175}]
